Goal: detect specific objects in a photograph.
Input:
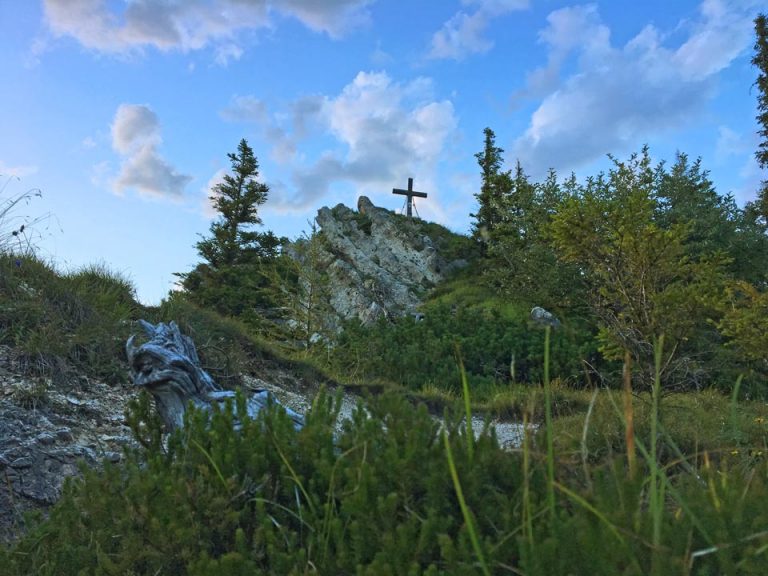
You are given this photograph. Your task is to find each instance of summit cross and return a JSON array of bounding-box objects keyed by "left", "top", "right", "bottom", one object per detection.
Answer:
[{"left": 392, "top": 177, "right": 427, "bottom": 218}]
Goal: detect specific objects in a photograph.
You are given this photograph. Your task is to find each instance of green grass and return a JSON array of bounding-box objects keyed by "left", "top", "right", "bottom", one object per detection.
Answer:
[
  {"left": 3, "top": 195, "right": 768, "bottom": 572},
  {"left": 3, "top": 366, "right": 767, "bottom": 574}
]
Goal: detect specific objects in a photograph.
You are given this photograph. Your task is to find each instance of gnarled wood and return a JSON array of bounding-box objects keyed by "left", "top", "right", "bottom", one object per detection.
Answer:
[{"left": 127, "top": 320, "right": 304, "bottom": 432}]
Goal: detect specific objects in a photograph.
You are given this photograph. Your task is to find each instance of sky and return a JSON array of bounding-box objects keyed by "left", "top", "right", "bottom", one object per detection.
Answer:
[{"left": 1, "top": 0, "right": 766, "bottom": 305}]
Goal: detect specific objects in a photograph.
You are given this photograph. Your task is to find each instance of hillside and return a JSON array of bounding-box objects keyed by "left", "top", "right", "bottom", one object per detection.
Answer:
[{"left": 2, "top": 188, "right": 768, "bottom": 573}]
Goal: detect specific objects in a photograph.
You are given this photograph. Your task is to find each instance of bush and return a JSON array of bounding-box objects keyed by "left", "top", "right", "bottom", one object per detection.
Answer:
[
  {"left": 3, "top": 392, "right": 532, "bottom": 575},
  {"left": 324, "top": 278, "right": 599, "bottom": 393},
  {"left": 4, "top": 388, "right": 768, "bottom": 574}
]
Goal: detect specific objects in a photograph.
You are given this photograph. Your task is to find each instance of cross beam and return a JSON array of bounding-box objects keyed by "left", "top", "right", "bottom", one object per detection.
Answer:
[{"left": 392, "top": 177, "right": 427, "bottom": 218}]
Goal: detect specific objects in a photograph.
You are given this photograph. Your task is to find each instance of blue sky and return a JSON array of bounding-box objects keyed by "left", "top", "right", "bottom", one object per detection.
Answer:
[{"left": 1, "top": 0, "right": 765, "bottom": 304}]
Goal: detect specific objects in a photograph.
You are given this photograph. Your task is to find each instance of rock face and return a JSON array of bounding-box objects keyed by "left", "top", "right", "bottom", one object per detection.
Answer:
[
  {"left": 307, "top": 196, "right": 461, "bottom": 326},
  {"left": 0, "top": 346, "right": 133, "bottom": 543}
]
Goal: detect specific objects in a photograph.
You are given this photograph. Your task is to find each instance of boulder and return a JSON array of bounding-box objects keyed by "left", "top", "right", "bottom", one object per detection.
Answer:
[{"left": 294, "top": 196, "right": 465, "bottom": 327}]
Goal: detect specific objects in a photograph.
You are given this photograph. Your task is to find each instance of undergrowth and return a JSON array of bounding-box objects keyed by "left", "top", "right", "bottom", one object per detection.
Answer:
[
  {"left": 0, "top": 254, "right": 330, "bottom": 392},
  {"left": 1, "top": 346, "right": 766, "bottom": 574}
]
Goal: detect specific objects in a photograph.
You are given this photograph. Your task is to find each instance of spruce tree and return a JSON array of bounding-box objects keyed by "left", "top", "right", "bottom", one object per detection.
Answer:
[
  {"left": 748, "top": 14, "right": 768, "bottom": 223},
  {"left": 178, "top": 139, "right": 287, "bottom": 324},
  {"left": 196, "top": 138, "right": 275, "bottom": 268},
  {"left": 471, "top": 127, "right": 509, "bottom": 244}
]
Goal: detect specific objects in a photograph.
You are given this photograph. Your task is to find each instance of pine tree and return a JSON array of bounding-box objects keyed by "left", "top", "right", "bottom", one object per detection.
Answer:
[
  {"left": 471, "top": 128, "right": 509, "bottom": 245},
  {"left": 748, "top": 14, "right": 768, "bottom": 223},
  {"left": 178, "top": 139, "right": 288, "bottom": 324},
  {"left": 290, "top": 220, "right": 332, "bottom": 348},
  {"left": 196, "top": 139, "right": 275, "bottom": 268}
]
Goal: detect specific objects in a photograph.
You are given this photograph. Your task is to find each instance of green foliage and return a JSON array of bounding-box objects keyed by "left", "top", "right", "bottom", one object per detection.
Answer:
[
  {"left": 2, "top": 392, "right": 532, "bottom": 574},
  {"left": 746, "top": 14, "right": 768, "bottom": 235},
  {"left": 177, "top": 140, "right": 293, "bottom": 329},
  {"left": 718, "top": 281, "right": 768, "bottom": 392},
  {"left": 322, "top": 275, "right": 598, "bottom": 392},
  {"left": 548, "top": 388, "right": 768, "bottom": 464},
  {"left": 391, "top": 213, "right": 478, "bottom": 264},
  {"left": 550, "top": 148, "right": 730, "bottom": 389},
  {"left": 471, "top": 127, "right": 509, "bottom": 245},
  {"left": 4, "top": 385, "right": 768, "bottom": 574},
  {"left": 197, "top": 139, "right": 272, "bottom": 268},
  {"left": 287, "top": 222, "right": 334, "bottom": 348},
  {"left": 656, "top": 152, "right": 768, "bottom": 286},
  {"left": 0, "top": 254, "right": 139, "bottom": 383},
  {"left": 752, "top": 14, "right": 768, "bottom": 219},
  {"left": 485, "top": 165, "right": 585, "bottom": 309}
]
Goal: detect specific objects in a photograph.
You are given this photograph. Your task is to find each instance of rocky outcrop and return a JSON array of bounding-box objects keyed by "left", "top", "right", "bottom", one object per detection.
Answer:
[
  {"left": 305, "top": 196, "right": 465, "bottom": 326},
  {"left": 0, "top": 346, "right": 133, "bottom": 543}
]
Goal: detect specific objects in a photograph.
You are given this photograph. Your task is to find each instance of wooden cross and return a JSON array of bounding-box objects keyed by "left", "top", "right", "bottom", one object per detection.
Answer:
[{"left": 392, "top": 177, "right": 427, "bottom": 218}]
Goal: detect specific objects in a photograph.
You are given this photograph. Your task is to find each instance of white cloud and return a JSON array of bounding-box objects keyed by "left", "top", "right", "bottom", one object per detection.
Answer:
[
  {"left": 42, "top": 0, "right": 373, "bottom": 59},
  {"left": 201, "top": 168, "right": 227, "bottom": 219},
  {"left": 222, "top": 72, "right": 457, "bottom": 212},
  {"left": 221, "top": 95, "right": 268, "bottom": 124},
  {"left": 274, "top": 0, "right": 373, "bottom": 38},
  {"left": 428, "top": 0, "right": 528, "bottom": 60},
  {"left": 0, "top": 162, "right": 38, "bottom": 179},
  {"left": 110, "top": 104, "right": 191, "bottom": 199},
  {"left": 286, "top": 71, "right": 457, "bottom": 210},
  {"left": 111, "top": 104, "right": 161, "bottom": 154},
  {"left": 510, "top": 0, "right": 756, "bottom": 177},
  {"left": 221, "top": 94, "right": 327, "bottom": 166}
]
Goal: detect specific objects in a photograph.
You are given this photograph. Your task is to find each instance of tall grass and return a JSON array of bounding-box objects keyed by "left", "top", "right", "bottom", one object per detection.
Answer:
[{"left": 0, "top": 177, "right": 48, "bottom": 255}]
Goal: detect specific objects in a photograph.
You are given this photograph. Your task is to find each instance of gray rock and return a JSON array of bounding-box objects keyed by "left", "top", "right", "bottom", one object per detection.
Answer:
[
  {"left": 0, "top": 345, "right": 136, "bottom": 543},
  {"left": 36, "top": 433, "right": 55, "bottom": 446},
  {"left": 9, "top": 457, "right": 32, "bottom": 469},
  {"left": 55, "top": 428, "right": 73, "bottom": 442},
  {"left": 291, "top": 196, "right": 464, "bottom": 327},
  {"left": 530, "top": 306, "right": 561, "bottom": 329}
]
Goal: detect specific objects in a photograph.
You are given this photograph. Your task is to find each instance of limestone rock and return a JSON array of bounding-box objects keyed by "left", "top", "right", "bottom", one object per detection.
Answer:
[
  {"left": 297, "top": 196, "right": 466, "bottom": 327},
  {"left": 0, "top": 346, "right": 134, "bottom": 543}
]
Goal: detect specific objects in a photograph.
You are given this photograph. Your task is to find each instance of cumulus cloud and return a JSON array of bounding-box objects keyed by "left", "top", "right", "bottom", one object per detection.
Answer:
[
  {"left": 42, "top": 0, "right": 373, "bottom": 58},
  {"left": 510, "top": 0, "right": 757, "bottom": 177},
  {"left": 110, "top": 104, "right": 191, "bottom": 199},
  {"left": 428, "top": 0, "right": 529, "bottom": 60},
  {"left": 222, "top": 72, "right": 456, "bottom": 212},
  {"left": 284, "top": 71, "right": 457, "bottom": 211},
  {"left": 221, "top": 93, "right": 330, "bottom": 167}
]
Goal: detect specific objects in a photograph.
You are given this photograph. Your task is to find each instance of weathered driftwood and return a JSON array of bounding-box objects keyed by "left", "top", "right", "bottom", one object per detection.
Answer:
[
  {"left": 126, "top": 320, "right": 304, "bottom": 432},
  {"left": 530, "top": 306, "right": 560, "bottom": 329}
]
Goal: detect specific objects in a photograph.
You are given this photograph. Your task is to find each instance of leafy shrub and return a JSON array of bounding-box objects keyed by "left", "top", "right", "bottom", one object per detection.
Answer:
[
  {"left": 4, "top": 388, "right": 768, "bottom": 574},
  {"left": 324, "top": 278, "right": 599, "bottom": 393},
  {"left": 3, "top": 392, "right": 533, "bottom": 575}
]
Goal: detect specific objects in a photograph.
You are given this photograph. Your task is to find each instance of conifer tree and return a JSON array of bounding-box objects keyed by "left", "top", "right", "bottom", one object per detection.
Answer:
[
  {"left": 178, "top": 139, "right": 287, "bottom": 324},
  {"left": 471, "top": 128, "right": 509, "bottom": 245},
  {"left": 748, "top": 13, "right": 768, "bottom": 223},
  {"left": 196, "top": 138, "right": 277, "bottom": 268}
]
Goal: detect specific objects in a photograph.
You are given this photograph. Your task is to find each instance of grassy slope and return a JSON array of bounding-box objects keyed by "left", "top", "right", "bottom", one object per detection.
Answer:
[
  {"left": 0, "top": 253, "right": 334, "bottom": 395},
  {"left": 2, "top": 247, "right": 768, "bottom": 573}
]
